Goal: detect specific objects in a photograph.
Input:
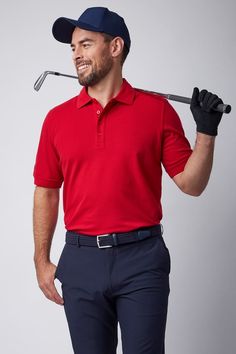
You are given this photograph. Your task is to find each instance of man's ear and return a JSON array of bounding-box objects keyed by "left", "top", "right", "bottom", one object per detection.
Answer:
[{"left": 110, "top": 37, "right": 124, "bottom": 58}]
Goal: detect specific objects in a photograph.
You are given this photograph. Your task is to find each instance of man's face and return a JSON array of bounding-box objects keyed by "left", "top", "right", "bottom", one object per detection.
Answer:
[{"left": 71, "top": 27, "right": 113, "bottom": 87}]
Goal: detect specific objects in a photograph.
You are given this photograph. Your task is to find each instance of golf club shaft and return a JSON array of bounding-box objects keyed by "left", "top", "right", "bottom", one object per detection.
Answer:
[{"left": 34, "top": 71, "right": 231, "bottom": 114}]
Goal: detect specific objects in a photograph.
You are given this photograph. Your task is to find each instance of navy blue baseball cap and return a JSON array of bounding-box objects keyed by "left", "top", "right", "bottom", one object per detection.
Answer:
[{"left": 52, "top": 7, "right": 131, "bottom": 52}]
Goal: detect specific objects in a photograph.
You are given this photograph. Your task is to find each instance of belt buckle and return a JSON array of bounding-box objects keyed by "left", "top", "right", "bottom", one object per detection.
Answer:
[{"left": 97, "top": 234, "right": 113, "bottom": 248}]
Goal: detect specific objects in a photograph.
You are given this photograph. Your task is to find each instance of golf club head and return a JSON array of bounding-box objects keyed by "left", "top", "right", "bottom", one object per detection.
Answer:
[{"left": 34, "top": 71, "right": 57, "bottom": 91}]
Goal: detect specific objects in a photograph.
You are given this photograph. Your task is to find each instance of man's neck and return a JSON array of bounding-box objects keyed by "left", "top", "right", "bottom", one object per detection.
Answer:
[{"left": 87, "top": 74, "right": 123, "bottom": 108}]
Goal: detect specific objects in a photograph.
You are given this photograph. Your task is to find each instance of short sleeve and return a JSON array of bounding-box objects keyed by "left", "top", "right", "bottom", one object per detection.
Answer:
[
  {"left": 161, "top": 100, "right": 193, "bottom": 178},
  {"left": 33, "top": 111, "right": 64, "bottom": 188}
]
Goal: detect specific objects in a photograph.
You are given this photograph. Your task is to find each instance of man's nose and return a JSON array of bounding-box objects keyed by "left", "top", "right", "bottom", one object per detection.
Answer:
[{"left": 72, "top": 48, "right": 83, "bottom": 61}]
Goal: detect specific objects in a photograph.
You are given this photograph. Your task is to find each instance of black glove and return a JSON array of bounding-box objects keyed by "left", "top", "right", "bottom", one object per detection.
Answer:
[{"left": 190, "top": 87, "right": 223, "bottom": 136}]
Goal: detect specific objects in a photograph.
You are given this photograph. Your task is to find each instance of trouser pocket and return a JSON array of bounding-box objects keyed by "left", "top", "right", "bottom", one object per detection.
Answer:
[
  {"left": 155, "top": 236, "right": 171, "bottom": 275},
  {"left": 54, "top": 244, "right": 67, "bottom": 282}
]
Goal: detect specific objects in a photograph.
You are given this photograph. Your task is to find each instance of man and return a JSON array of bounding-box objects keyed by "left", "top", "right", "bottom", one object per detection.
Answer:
[{"left": 33, "top": 6, "right": 223, "bottom": 354}]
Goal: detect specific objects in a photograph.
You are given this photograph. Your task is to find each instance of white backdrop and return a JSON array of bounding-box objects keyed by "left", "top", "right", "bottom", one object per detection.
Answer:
[{"left": 0, "top": 0, "right": 235, "bottom": 353}]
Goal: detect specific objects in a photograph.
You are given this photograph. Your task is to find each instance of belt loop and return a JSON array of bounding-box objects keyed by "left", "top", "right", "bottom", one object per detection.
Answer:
[
  {"left": 112, "top": 233, "right": 118, "bottom": 246},
  {"left": 76, "top": 235, "right": 80, "bottom": 247},
  {"left": 160, "top": 223, "right": 164, "bottom": 235},
  {"left": 137, "top": 230, "right": 141, "bottom": 241},
  {"left": 137, "top": 230, "right": 150, "bottom": 241}
]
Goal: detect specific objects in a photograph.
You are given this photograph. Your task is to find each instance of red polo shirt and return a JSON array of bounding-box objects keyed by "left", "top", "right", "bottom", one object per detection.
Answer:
[{"left": 33, "top": 79, "right": 192, "bottom": 235}]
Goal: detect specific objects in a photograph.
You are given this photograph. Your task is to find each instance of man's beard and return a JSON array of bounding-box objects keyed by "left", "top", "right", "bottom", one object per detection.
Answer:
[{"left": 77, "top": 55, "right": 113, "bottom": 87}]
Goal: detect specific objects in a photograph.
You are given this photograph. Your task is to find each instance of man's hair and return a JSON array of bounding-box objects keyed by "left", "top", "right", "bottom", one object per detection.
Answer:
[{"left": 101, "top": 33, "right": 129, "bottom": 66}]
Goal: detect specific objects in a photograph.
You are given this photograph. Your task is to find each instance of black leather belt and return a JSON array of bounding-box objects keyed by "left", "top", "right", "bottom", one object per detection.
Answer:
[{"left": 65, "top": 224, "right": 163, "bottom": 248}]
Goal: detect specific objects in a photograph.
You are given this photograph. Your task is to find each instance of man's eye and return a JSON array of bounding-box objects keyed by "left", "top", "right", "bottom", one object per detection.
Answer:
[{"left": 83, "top": 43, "right": 90, "bottom": 48}]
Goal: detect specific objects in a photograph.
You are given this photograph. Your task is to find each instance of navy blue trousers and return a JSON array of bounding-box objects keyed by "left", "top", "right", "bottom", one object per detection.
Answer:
[{"left": 55, "top": 230, "right": 170, "bottom": 354}]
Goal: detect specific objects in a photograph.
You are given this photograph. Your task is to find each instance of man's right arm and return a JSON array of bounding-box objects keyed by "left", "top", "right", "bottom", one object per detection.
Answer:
[{"left": 33, "top": 186, "right": 64, "bottom": 305}]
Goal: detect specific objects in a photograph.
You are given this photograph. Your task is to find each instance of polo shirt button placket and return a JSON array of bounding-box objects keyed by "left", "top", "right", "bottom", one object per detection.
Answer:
[{"left": 95, "top": 109, "right": 105, "bottom": 148}]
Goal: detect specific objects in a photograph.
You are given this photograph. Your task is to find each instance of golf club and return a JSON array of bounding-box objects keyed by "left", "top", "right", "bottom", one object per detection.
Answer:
[{"left": 34, "top": 71, "right": 231, "bottom": 114}]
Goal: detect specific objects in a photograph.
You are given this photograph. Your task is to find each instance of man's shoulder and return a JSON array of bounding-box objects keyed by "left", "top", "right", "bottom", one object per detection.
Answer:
[
  {"left": 49, "top": 95, "right": 79, "bottom": 115},
  {"left": 40, "top": 95, "right": 79, "bottom": 130},
  {"left": 133, "top": 86, "right": 167, "bottom": 105},
  {"left": 43, "top": 95, "right": 79, "bottom": 127}
]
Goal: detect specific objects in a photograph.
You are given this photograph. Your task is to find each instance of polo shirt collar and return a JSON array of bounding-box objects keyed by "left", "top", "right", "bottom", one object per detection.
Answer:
[
  {"left": 76, "top": 87, "right": 93, "bottom": 108},
  {"left": 76, "top": 78, "right": 135, "bottom": 109}
]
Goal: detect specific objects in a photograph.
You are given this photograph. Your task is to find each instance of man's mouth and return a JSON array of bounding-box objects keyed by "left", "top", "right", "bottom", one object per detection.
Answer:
[{"left": 77, "top": 64, "right": 90, "bottom": 73}]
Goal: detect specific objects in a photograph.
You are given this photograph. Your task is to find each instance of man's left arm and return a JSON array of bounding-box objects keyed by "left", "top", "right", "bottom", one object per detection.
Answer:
[{"left": 172, "top": 87, "right": 223, "bottom": 196}]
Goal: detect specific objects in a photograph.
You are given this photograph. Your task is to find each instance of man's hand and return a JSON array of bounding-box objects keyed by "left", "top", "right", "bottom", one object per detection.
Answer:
[
  {"left": 190, "top": 87, "right": 223, "bottom": 136},
  {"left": 35, "top": 261, "right": 64, "bottom": 306}
]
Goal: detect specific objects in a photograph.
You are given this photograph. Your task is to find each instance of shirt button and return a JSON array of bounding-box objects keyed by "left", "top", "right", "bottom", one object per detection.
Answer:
[{"left": 96, "top": 110, "right": 101, "bottom": 115}]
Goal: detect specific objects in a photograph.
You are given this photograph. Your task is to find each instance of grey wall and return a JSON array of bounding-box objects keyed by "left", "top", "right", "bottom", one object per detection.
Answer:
[{"left": 1, "top": 0, "right": 235, "bottom": 353}]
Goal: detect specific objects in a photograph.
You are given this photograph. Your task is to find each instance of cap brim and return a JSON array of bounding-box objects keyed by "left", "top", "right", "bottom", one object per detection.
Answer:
[
  {"left": 52, "top": 17, "right": 104, "bottom": 43},
  {"left": 52, "top": 17, "right": 78, "bottom": 43}
]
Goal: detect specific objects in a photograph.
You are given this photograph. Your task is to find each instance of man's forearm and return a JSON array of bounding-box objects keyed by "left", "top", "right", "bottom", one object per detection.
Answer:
[
  {"left": 33, "top": 187, "right": 60, "bottom": 266},
  {"left": 173, "top": 133, "right": 215, "bottom": 196}
]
